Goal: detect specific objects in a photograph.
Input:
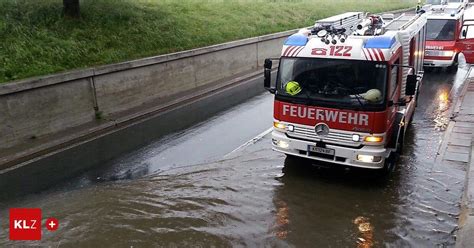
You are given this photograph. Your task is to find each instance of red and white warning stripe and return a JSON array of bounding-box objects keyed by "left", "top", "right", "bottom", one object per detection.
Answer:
[
  {"left": 282, "top": 46, "right": 305, "bottom": 57},
  {"left": 362, "top": 48, "right": 386, "bottom": 61}
]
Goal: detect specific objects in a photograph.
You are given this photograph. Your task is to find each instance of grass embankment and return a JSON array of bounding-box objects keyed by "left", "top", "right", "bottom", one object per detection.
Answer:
[{"left": 0, "top": 0, "right": 416, "bottom": 83}]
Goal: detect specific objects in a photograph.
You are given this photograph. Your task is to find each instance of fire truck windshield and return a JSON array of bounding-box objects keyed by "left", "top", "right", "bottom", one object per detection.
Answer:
[
  {"left": 277, "top": 58, "right": 387, "bottom": 108},
  {"left": 426, "top": 19, "right": 456, "bottom": 41}
]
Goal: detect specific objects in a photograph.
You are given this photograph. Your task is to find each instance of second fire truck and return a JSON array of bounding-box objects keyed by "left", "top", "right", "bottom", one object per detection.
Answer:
[
  {"left": 264, "top": 11, "right": 427, "bottom": 171},
  {"left": 424, "top": 2, "right": 465, "bottom": 70}
]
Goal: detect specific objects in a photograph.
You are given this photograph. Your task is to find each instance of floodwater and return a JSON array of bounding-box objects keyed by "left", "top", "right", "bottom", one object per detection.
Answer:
[
  {"left": 0, "top": 64, "right": 472, "bottom": 246},
  {"left": 0, "top": 63, "right": 467, "bottom": 247}
]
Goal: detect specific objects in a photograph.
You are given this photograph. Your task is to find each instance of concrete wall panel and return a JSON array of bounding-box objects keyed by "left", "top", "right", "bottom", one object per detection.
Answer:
[
  {"left": 257, "top": 37, "right": 287, "bottom": 67},
  {"left": 0, "top": 31, "right": 291, "bottom": 151},
  {"left": 194, "top": 44, "right": 258, "bottom": 87},
  {"left": 94, "top": 58, "right": 196, "bottom": 116},
  {"left": 0, "top": 79, "right": 95, "bottom": 149}
]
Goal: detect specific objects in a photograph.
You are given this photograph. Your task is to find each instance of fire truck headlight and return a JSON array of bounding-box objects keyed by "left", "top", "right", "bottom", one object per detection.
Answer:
[
  {"left": 364, "top": 136, "right": 383, "bottom": 143},
  {"left": 273, "top": 122, "right": 294, "bottom": 132},
  {"left": 352, "top": 134, "right": 360, "bottom": 142},
  {"left": 442, "top": 50, "right": 454, "bottom": 57},
  {"left": 273, "top": 121, "right": 287, "bottom": 131},
  {"left": 357, "top": 155, "right": 382, "bottom": 163},
  {"left": 274, "top": 140, "right": 289, "bottom": 149}
]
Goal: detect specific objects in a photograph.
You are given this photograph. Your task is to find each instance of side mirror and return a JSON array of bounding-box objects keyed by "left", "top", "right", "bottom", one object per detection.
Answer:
[
  {"left": 264, "top": 58, "right": 276, "bottom": 94},
  {"left": 462, "top": 29, "right": 467, "bottom": 38},
  {"left": 264, "top": 58, "right": 272, "bottom": 70},
  {"left": 405, "top": 74, "right": 417, "bottom": 96}
]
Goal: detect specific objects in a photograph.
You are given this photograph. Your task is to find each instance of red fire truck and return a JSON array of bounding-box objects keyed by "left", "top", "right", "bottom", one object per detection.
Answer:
[
  {"left": 424, "top": 3, "right": 465, "bottom": 71},
  {"left": 457, "top": 19, "right": 474, "bottom": 63},
  {"left": 264, "top": 12, "right": 427, "bottom": 171}
]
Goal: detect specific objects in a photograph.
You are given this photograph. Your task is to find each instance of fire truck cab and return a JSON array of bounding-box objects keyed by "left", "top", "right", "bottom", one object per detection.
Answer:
[
  {"left": 423, "top": 0, "right": 468, "bottom": 9},
  {"left": 264, "top": 12, "right": 427, "bottom": 171},
  {"left": 447, "top": 0, "right": 469, "bottom": 9},
  {"left": 424, "top": 3, "right": 464, "bottom": 70},
  {"left": 458, "top": 19, "right": 474, "bottom": 63}
]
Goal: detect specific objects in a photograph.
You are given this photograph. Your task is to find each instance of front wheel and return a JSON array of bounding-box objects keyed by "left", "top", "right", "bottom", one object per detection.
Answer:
[
  {"left": 380, "top": 128, "right": 404, "bottom": 176},
  {"left": 447, "top": 55, "right": 459, "bottom": 72},
  {"left": 381, "top": 153, "right": 397, "bottom": 175},
  {"left": 396, "top": 127, "right": 405, "bottom": 155}
]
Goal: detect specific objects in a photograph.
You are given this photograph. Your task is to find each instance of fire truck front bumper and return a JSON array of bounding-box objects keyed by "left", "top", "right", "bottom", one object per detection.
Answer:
[
  {"left": 423, "top": 54, "right": 456, "bottom": 67},
  {"left": 272, "top": 131, "right": 391, "bottom": 169}
]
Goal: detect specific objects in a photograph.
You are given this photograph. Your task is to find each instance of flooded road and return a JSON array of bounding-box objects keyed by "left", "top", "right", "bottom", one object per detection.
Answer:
[{"left": 0, "top": 63, "right": 472, "bottom": 247}]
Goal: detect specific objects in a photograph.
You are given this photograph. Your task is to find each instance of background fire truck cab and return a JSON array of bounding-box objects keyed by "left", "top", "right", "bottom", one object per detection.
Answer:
[
  {"left": 423, "top": 0, "right": 468, "bottom": 10},
  {"left": 424, "top": 2, "right": 465, "bottom": 70},
  {"left": 457, "top": 19, "right": 474, "bottom": 63},
  {"left": 264, "top": 12, "right": 427, "bottom": 172}
]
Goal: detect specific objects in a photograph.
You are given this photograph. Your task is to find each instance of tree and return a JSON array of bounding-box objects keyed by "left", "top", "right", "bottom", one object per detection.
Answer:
[{"left": 63, "top": 0, "right": 80, "bottom": 18}]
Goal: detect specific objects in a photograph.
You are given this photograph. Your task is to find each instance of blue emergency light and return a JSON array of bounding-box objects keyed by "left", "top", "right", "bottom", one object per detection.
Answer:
[
  {"left": 364, "top": 36, "right": 396, "bottom": 49},
  {"left": 284, "top": 33, "right": 309, "bottom": 46}
]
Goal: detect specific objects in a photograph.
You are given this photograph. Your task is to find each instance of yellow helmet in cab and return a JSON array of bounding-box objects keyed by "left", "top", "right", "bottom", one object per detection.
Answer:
[
  {"left": 361, "top": 89, "right": 382, "bottom": 102},
  {"left": 285, "top": 81, "right": 302, "bottom": 96}
]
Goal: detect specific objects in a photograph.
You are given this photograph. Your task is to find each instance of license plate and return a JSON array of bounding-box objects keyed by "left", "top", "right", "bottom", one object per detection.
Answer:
[{"left": 308, "top": 145, "right": 335, "bottom": 155}]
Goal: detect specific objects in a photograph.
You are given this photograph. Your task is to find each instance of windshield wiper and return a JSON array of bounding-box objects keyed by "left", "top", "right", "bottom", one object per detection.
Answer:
[
  {"left": 324, "top": 84, "right": 367, "bottom": 108},
  {"left": 351, "top": 93, "right": 366, "bottom": 109},
  {"left": 327, "top": 85, "right": 367, "bottom": 108}
]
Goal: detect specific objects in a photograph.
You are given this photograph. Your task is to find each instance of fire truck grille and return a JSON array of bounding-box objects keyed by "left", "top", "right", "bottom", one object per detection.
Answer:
[
  {"left": 425, "top": 50, "right": 451, "bottom": 57},
  {"left": 288, "top": 126, "right": 358, "bottom": 146}
]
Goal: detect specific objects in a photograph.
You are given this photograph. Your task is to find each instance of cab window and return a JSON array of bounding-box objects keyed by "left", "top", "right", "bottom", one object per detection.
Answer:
[{"left": 460, "top": 25, "right": 474, "bottom": 39}]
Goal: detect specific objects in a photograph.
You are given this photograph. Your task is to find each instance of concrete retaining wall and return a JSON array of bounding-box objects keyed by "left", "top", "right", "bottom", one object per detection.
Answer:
[
  {"left": 0, "top": 77, "right": 97, "bottom": 149},
  {"left": 0, "top": 6, "right": 413, "bottom": 153},
  {"left": 0, "top": 72, "right": 271, "bottom": 200},
  {"left": 0, "top": 30, "right": 295, "bottom": 150}
]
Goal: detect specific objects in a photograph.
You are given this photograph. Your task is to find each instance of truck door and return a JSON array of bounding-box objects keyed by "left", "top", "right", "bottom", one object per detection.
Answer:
[{"left": 457, "top": 20, "right": 474, "bottom": 63}]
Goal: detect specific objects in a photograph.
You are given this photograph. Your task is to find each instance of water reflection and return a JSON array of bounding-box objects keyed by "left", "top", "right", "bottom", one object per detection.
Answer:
[
  {"left": 438, "top": 91, "right": 449, "bottom": 110},
  {"left": 0, "top": 64, "right": 467, "bottom": 246},
  {"left": 354, "top": 216, "right": 374, "bottom": 248},
  {"left": 273, "top": 156, "right": 399, "bottom": 247},
  {"left": 273, "top": 200, "right": 290, "bottom": 240},
  {"left": 434, "top": 88, "right": 450, "bottom": 131}
]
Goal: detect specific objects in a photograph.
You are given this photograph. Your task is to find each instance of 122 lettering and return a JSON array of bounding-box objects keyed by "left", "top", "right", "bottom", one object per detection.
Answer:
[{"left": 311, "top": 46, "right": 352, "bottom": 57}]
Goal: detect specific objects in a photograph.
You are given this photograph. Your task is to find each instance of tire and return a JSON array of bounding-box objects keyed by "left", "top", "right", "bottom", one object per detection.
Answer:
[
  {"left": 447, "top": 55, "right": 459, "bottom": 72},
  {"left": 379, "top": 129, "right": 403, "bottom": 176},
  {"left": 382, "top": 125, "right": 407, "bottom": 175},
  {"left": 381, "top": 152, "right": 397, "bottom": 176},
  {"left": 415, "top": 85, "right": 420, "bottom": 108},
  {"left": 396, "top": 127, "right": 405, "bottom": 155},
  {"left": 285, "top": 154, "right": 308, "bottom": 165},
  {"left": 285, "top": 154, "right": 299, "bottom": 160},
  {"left": 284, "top": 154, "right": 300, "bottom": 169},
  {"left": 409, "top": 98, "right": 417, "bottom": 125},
  {"left": 407, "top": 115, "right": 414, "bottom": 127}
]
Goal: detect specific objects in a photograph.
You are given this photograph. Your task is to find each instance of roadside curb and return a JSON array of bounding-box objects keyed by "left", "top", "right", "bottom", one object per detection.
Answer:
[
  {"left": 451, "top": 68, "right": 474, "bottom": 247},
  {"left": 456, "top": 142, "right": 474, "bottom": 248},
  {"left": 435, "top": 67, "right": 472, "bottom": 165}
]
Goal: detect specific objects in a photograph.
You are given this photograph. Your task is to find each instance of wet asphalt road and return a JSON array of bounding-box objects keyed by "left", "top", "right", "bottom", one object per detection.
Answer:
[{"left": 0, "top": 61, "right": 472, "bottom": 247}]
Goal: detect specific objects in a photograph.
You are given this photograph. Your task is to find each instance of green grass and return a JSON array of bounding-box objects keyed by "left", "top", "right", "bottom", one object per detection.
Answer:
[{"left": 0, "top": 0, "right": 416, "bottom": 83}]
